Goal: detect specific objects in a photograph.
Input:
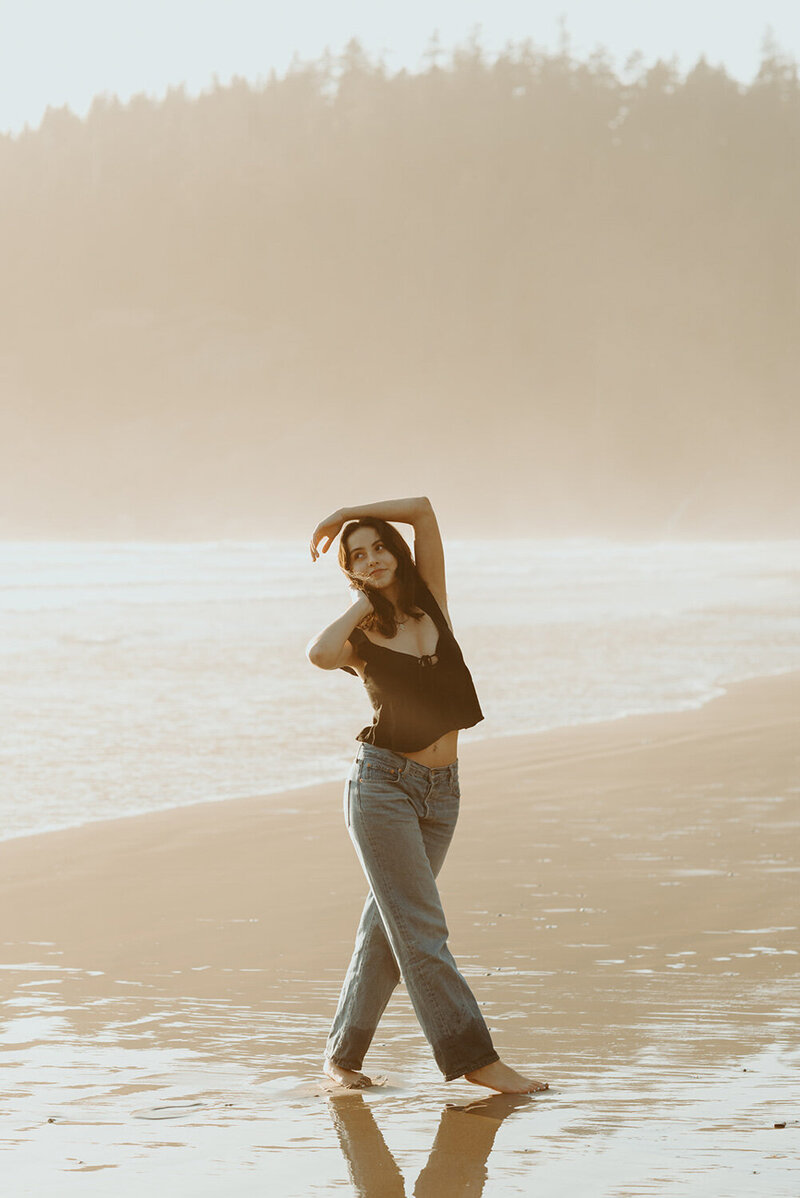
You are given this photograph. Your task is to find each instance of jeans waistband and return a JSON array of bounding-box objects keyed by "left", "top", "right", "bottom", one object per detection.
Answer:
[{"left": 356, "top": 742, "right": 458, "bottom": 784}]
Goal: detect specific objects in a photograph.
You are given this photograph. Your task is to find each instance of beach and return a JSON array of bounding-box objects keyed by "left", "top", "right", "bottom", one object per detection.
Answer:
[{"left": 1, "top": 670, "right": 798, "bottom": 1195}]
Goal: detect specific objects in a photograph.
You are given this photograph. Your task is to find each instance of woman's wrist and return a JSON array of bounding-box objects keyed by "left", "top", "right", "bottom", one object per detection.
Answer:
[
  {"left": 348, "top": 589, "right": 373, "bottom": 616},
  {"left": 339, "top": 497, "right": 430, "bottom": 526}
]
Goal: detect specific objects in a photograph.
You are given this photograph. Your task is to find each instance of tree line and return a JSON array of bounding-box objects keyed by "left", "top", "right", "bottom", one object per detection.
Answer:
[{"left": 0, "top": 34, "right": 797, "bottom": 537}]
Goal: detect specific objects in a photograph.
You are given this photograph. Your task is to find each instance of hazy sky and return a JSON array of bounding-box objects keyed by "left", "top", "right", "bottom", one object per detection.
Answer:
[{"left": 1, "top": 0, "right": 797, "bottom": 135}]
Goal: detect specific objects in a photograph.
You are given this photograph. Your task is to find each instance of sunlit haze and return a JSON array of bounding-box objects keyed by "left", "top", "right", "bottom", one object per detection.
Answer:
[{"left": 1, "top": 0, "right": 798, "bottom": 539}]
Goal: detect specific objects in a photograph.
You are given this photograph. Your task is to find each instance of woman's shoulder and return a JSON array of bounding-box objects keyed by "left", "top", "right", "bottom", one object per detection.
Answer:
[{"left": 338, "top": 626, "right": 369, "bottom": 675}]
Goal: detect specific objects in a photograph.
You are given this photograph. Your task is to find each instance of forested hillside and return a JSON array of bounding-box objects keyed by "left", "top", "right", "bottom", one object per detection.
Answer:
[{"left": 1, "top": 36, "right": 797, "bottom": 537}]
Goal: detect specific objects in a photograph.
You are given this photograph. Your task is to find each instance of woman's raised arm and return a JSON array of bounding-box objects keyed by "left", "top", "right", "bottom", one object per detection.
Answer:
[
  {"left": 306, "top": 591, "right": 372, "bottom": 670},
  {"left": 309, "top": 495, "right": 447, "bottom": 601}
]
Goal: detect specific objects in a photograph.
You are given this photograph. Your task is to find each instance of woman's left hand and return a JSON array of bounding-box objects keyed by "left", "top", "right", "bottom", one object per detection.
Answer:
[{"left": 310, "top": 509, "right": 345, "bottom": 560}]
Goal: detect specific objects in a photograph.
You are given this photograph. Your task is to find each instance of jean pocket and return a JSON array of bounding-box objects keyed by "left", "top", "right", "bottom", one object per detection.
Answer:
[
  {"left": 343, "top": 778, "right": 354, "bottom": 828},
  {"left": 361, "top": 758, "right": 402, "bottom": 783}
]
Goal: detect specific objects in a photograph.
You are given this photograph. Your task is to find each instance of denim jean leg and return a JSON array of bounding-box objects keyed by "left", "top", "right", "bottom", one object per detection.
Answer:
[
  {"left": 325, "top": 892, "right": 400, "bottom": 1071},
  {"left": 326, "top": 766, "right": 401, "bottom": 1071}
]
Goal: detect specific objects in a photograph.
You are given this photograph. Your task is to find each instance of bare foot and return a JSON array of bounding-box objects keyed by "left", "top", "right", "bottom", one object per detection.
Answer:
[
  {"left": 464, "top": 1060, "right": 549, "bottom": 1094},
  {"left": 323, "top": 1059, "right": 373, "bottom": 1090}
]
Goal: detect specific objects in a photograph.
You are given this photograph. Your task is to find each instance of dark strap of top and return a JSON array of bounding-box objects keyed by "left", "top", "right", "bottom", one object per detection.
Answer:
[
  {"left": 415, "top": 578, "right": 449, "bottom": 633},
  {"left": 348, "top": 625, "right": 372, "bottom": 657}
]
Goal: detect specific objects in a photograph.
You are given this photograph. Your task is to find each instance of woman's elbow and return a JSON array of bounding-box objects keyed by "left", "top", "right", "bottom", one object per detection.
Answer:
[{"left": 306, "top": 641, "right": 334, "bottom": 670}]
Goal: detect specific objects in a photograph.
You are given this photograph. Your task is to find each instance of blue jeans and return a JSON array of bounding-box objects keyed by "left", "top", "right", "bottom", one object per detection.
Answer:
[{"left": 325, "top": 743, "right": 499, "bottom": 1082}]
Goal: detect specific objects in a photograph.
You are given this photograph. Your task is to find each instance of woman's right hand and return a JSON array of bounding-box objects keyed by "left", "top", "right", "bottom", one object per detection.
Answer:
[{"left": 310, "top": 509, "right": 345, "bottom": 561}]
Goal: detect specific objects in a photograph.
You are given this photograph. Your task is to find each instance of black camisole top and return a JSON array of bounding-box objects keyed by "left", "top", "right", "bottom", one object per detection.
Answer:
[{"left": 338, "top": 578, "right": 484, "bottom": 752}]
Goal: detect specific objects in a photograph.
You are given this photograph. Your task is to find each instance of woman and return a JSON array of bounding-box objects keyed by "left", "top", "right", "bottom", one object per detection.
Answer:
[{"left": 307, "top": 495, "right": 548, "bottom": 1094}]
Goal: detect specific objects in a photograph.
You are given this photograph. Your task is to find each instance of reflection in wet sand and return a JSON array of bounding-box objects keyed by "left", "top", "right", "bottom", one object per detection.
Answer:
[{"left": 329, "top": 1091, "right": 535, "bottom": 1198}]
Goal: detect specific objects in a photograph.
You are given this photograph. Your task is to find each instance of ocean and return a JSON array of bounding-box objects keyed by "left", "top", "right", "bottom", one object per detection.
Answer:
[{"left": 1, "top": 539, "right": 798, "bottom": 841}]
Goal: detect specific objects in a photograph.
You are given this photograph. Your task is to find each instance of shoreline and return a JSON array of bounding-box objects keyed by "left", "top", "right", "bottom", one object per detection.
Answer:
[
  {"left": 0, "top": 666, "right": 797, "bottom": 975},
  {"left": 3, "top": 663, "right": 797, "bottom": 848}
]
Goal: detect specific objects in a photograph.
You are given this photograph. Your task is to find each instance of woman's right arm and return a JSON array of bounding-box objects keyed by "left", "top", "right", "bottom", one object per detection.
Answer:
[{"left": 306, "top": 592, "right": 372, "bottom": 670}]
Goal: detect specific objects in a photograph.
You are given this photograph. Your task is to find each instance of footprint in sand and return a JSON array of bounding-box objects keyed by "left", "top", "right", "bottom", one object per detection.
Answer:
[{"left": 319, "top": 1074, "right": 390, "bottom": 1095}]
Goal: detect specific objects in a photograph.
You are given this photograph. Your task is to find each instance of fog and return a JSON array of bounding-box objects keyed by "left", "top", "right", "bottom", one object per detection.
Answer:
[{"left": 1, "top": 37, "right": 797, "bottom": 539}]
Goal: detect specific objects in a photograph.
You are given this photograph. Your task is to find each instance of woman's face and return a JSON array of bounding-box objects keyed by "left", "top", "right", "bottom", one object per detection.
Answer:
[{"left": 346, "top": 527, "right": 399, "bottom": 588}]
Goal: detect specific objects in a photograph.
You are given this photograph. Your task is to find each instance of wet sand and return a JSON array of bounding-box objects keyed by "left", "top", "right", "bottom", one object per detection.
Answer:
[{"left": 1, "top": 672, "right": 798, "bottom": 1196}]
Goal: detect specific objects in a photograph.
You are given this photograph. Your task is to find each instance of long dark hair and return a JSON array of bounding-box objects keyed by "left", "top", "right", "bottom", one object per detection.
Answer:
[{"left": 339, "top": 518, "right": 425, "bottom": 639}]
